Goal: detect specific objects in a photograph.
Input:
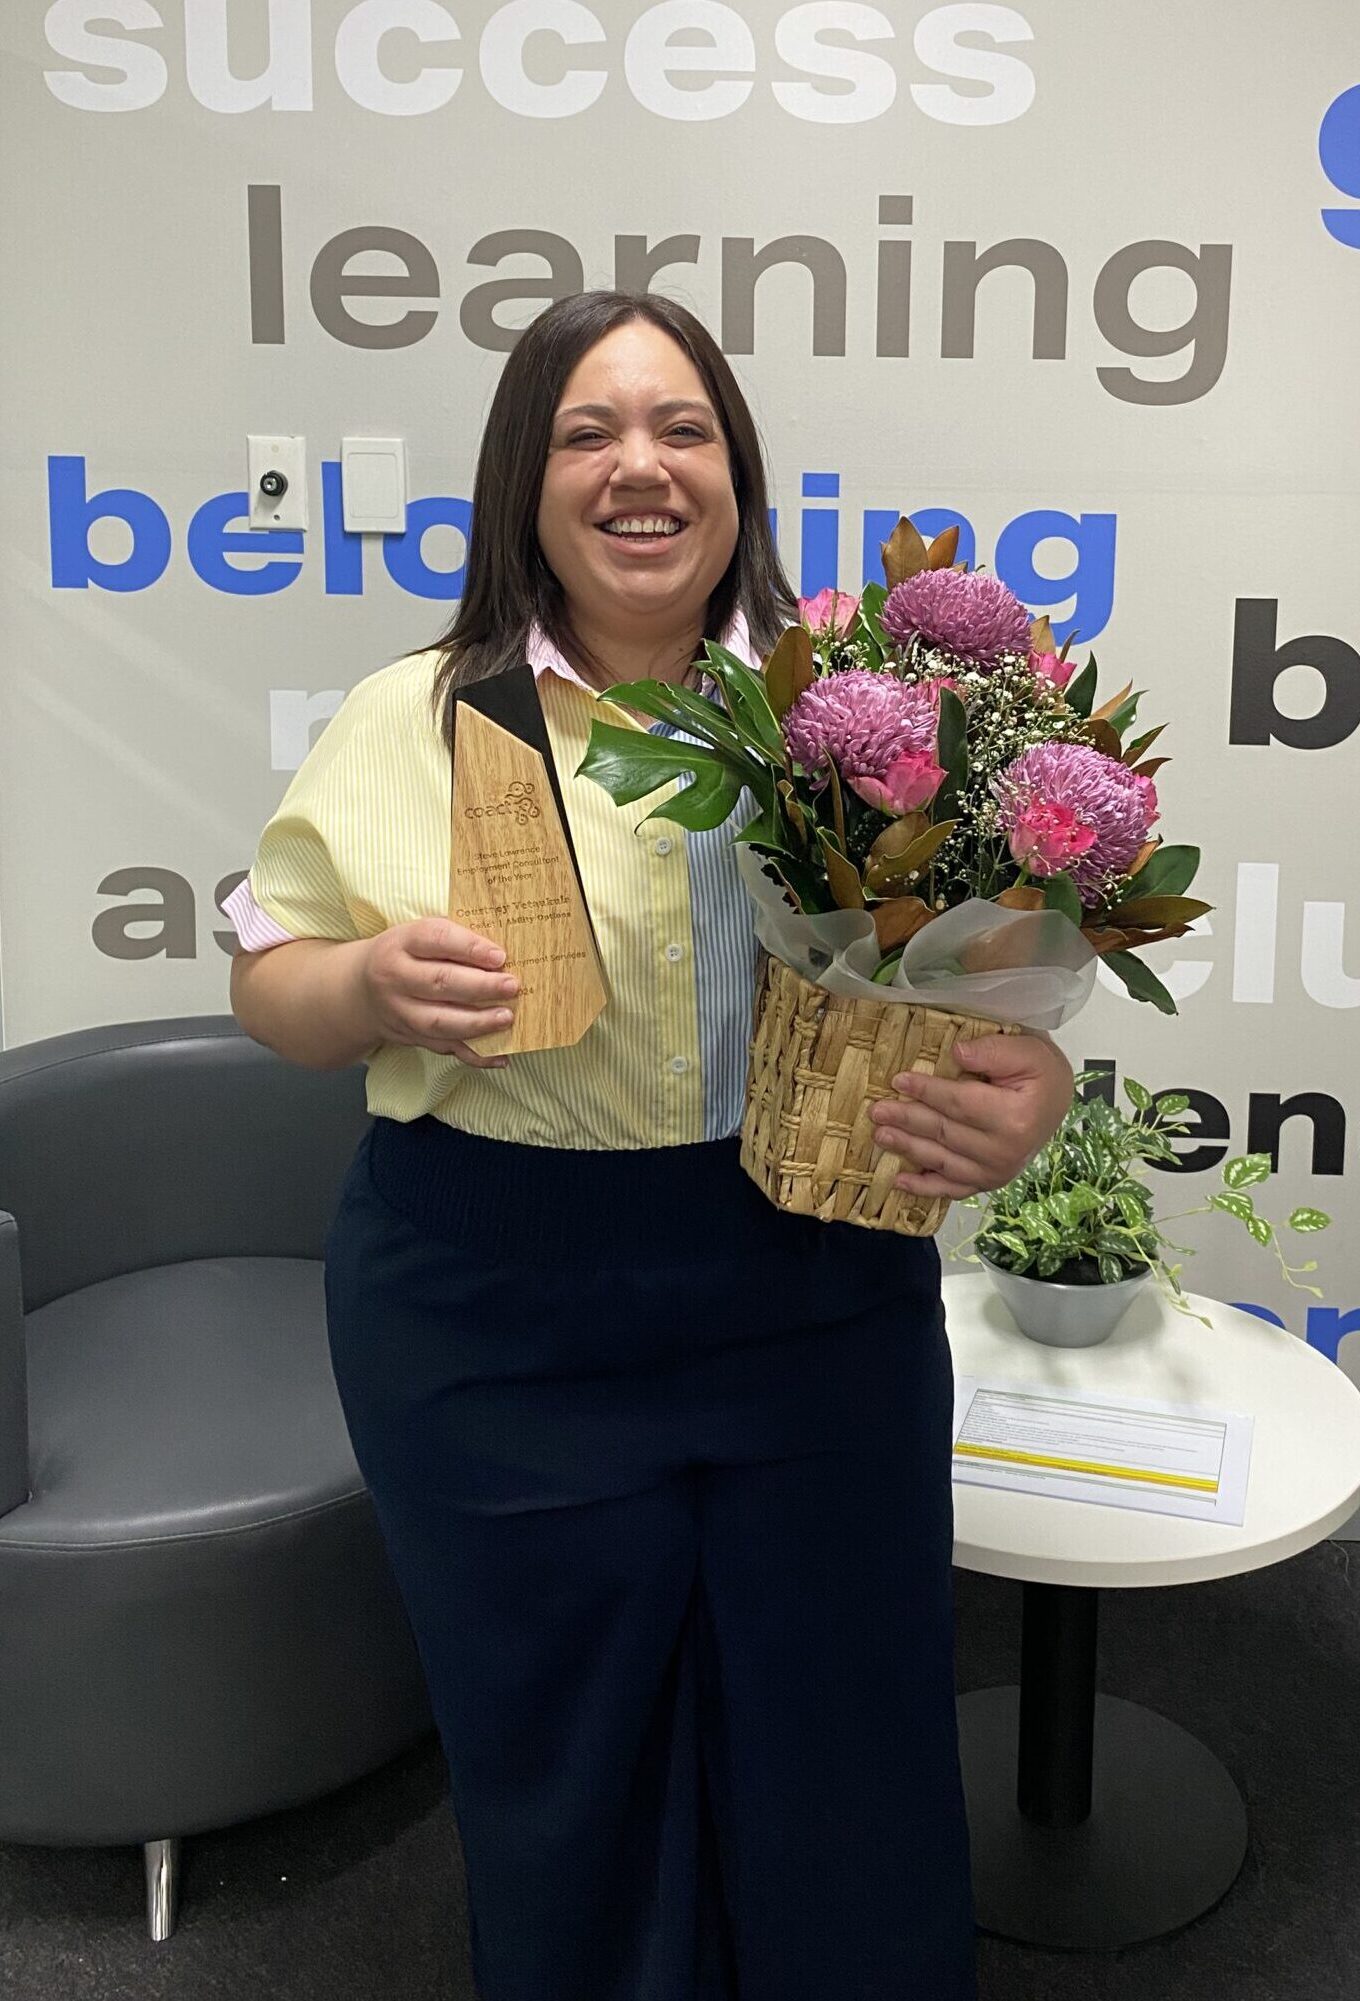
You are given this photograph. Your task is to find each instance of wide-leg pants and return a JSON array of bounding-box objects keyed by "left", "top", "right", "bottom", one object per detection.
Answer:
[{"left": 323, "top": 1115, "right": 976, "bottom": 2001}]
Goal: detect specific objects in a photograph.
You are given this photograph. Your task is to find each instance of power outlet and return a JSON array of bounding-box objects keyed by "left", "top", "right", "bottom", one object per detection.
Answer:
[{"left": 247, "top": 435, "right": 308, "bottom": 531}]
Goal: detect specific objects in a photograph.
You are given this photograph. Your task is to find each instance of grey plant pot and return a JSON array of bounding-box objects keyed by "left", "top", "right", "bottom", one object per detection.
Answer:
[{"left": 981, "top": 1256, "right": 1151, "bottom": 1348}]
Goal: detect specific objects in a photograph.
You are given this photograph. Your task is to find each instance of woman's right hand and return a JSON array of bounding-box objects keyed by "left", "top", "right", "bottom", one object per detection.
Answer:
[{"left": 359, "top": 918, "right": 518, "bottom": 1068}]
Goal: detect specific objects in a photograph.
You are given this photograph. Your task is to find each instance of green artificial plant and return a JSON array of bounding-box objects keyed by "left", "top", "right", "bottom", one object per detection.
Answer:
[{"left": 955, "top": 1072, "right": 1331, "bottom": 1323}]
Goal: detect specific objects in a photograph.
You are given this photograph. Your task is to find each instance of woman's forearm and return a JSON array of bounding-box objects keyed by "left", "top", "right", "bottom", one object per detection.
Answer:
[{"left": 230, "top": 937, "right": 380, "bottom": 1071}]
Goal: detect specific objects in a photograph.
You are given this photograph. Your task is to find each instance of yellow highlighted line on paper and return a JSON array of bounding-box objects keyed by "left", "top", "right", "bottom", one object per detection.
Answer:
[{"left": 953, "top": 1442, "right": 1219, "bottom": 1493}]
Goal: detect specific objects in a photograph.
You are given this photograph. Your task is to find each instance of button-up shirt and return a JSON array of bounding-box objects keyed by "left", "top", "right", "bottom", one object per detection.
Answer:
[{"left": 224, "top": 620, "right": 761, "bottom": 1150}]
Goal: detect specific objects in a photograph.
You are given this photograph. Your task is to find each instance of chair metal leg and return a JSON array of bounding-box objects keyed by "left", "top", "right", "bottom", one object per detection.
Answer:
[{"left": 144, "top": 1836, "right": 181, "bottom": 1941}]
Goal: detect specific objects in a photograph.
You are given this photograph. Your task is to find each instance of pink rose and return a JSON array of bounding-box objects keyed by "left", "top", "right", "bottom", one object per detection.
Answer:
[
  {"left": 1028, "top": 649, "right": 1076, "bottom": 691},
  {"left": 798, "top": 587, "right": 860, "bottom": 637},
  {"left": 1133, "top": 772, "right": 1160, "bottom": 824},
  {"left": 1007, "top": 799, "right": 1097, "bottom": 876},
  {"left": 847, "top": 750, "right": 947, "bottom": 817}
]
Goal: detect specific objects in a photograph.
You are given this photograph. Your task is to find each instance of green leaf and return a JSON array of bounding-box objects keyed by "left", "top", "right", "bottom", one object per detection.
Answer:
[
  {"left": 1223, "top": 1154, "right": 1272, "bottom": 1190},
  {"left": 934, "top": 687, "right": 968, "bottom": 819},
  {"left": 1108, "top": 690, "right": 1141, "bottom": 737},
  {"left": 600, "top": 677, "right": 768, "bottom": 770},
  {"left": 1115, "top": 1186, "right": 1151, "bottom": 1227},
  {"left": 991, "top": 1230, "right": 1033, "bottom": 1262},
  {"left": 1097, "top": 1253, "right": 1125, "bottom": 1284},
  {"left": 1155, "top": 1092, "right": 1191, "bottom": 1116},
  {"left": 1128, "top": 844, "right": 1201, "bottom": 900},
  {"left": 1209, "top": 1191, "right": 1256, "bottom": 1222},
  {"left": 1101, "top": 950, "right": 1178, "bottom": 1014},
  {"left": 1246, "top": 1215, "right": 1273, "bottom": 1247},
  {"left": 1123, "top": 1077, "right": 1153, "bottom": 1113},
  {"left": 857, "top": 583, "right": 891, "bottom": 653},
  {"left": 577, "top": 721, "right": 745, "bottom": 823},
  {"left": 1108, "top": 894, "right": 1213, "bottom": 929},
  {"left": 750, "top": 845, "right": 828, "bottom": 916},
  {"left": 1287, "top": 1206, "right": 1332, "bottom": 1233},
  {"left": 1041, "top": 871, "right": 1083, "bottom": 927},
  {"left": 736, "top": 796, "right": 789, "bottom": 849},
  {"left": 1063, "top": 659, "right": 1097, "bottom": 716},
  {"left": 1123, "top": 723, "right": 1165, "bottom": 765},
  {"left": 637, "top": 764, "right": 745, "bottom": 831},
  {"left": 701, "top": 642, "right": 785, "bottom": 759}
]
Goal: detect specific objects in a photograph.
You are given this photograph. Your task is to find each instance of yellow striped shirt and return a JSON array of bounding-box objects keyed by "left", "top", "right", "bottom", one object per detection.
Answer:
[{"left": 225, "top": 627, "right": 760, "bottom": 1151}]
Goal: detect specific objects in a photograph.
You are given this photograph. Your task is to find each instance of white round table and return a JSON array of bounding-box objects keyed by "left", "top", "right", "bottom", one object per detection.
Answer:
[{"left": 942, "top": 1271, "right": 1360, "bottom": 1950}]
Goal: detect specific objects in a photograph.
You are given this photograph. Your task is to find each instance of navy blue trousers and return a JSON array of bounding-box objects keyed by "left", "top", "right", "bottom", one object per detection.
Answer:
[{"left": 323, "top": 1117, "right": 976, "bottom": 2001}]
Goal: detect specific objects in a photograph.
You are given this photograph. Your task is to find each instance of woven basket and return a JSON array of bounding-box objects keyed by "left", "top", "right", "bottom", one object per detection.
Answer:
[{"left": 740, "top": 951, "right": 1022, "bottom": 1238}]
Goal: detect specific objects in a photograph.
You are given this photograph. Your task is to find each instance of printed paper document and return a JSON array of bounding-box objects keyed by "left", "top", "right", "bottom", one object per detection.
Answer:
[{"left": 951, "top": 1379, "right": 1253, "bottom": 1524}]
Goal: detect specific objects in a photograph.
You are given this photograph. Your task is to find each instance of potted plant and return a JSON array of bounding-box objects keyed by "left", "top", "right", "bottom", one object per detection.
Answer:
[{"left": 955, "top": 1072, "right": 1332, "bottom": 1346}]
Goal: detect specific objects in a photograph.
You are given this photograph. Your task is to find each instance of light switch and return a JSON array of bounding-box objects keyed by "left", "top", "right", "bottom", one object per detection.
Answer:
[
  {"left": 341, "top": 437, "right": 407, "bottom": 533},
  {"left": 247, "top": 435, "right": 308, "bottom": 531}
]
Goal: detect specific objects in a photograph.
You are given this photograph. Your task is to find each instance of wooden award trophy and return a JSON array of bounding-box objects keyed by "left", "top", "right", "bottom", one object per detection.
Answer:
[{"left": 449, "top": 674, "right": 607, "bottom": 1056}]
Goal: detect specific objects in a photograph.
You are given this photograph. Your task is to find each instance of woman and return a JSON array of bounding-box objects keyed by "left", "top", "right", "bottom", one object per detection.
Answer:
[{"left": 227, "top": 291, "right": 1073, "bottom": 2001}]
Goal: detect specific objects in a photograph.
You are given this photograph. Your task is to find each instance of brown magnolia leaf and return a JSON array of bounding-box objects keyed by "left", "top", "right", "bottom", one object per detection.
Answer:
[
  {"left": 1085, "top": 718, "right": 1123, "bottom": 759},
  {"left": 880, "top": 516, "right": 930, "bottom": 588},
  {"left": 1089, "top": 680, "right": 1134, "bottom": 723},
  {"left": 764, "top": 625, "right": 815, "bottom": 720},
  {"left": 817, "top": 829, "right": 865, "bottom": 909},
  {"left": 1107, "top": 895, "right": 1212, "bottom": 928},
  {"left": 1133, "top": 756, "right": 1170, "bottom": 780},
  {"left": 864, "top": 818, "right": 959, "bottom": 895},
  {"left": 756, "top": 854, "right": 807, "bottom": 914},
  {"left": 995, "top": 885, "right": 1046, "bottom": 911},
  {"left": 865, "top": 811, "right": 929, "bottom": 869},
  {"left": 1128, "top": 839, "right": 1160, "bottom": 876},
  {"left": 1080, "top": 925, "right": 1132, "bottom": 957},
  {"left": 1122, "top": 723, "right": 1165, "bottom": 765},
  {"left": 1057, "top": 633, "right": 1076, "bottom": 661},
  {"left": 1028, "top": 614, "right": 1056, "bottom": 656},
  {"left": 825, "top": 759, "right": 848, "bottom": 852},
  {"left": 872, "top": 896, "right": 936, "bottom": 951},
  {"left": 776, "top": 778, "right": 807, "bottom": 843},
  {"left": 1115, "top": 924, "right": 1193, "bottom": 949},
  {"left": 926, "top": 524, "right": 960, "bottom": 570}
]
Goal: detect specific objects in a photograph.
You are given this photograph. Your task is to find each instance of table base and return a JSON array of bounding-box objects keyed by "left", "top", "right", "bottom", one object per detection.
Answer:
[{"left": 959, "top": 1684, "right": 1249, "bottom": 1948}]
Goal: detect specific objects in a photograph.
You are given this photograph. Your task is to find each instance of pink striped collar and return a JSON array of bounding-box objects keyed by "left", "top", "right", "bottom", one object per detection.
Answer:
[{"left": 526, "top": 609, "right": 756, "bottom": 689}]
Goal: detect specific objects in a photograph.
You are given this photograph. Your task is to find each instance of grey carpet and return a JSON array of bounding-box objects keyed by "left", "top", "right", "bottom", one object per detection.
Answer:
[{"left": 2, "top": 1540, "right": 1356, "bottom": 2001}]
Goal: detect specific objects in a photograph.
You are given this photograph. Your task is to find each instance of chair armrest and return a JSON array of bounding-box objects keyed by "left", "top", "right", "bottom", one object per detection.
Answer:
[{"left": 0, "top": 1212, "right": 29, "bottom": 1517}]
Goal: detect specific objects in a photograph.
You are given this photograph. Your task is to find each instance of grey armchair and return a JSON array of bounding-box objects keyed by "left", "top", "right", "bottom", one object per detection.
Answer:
[{"left": 0, "top": 1017, "right": 434, "bottom": 1940}]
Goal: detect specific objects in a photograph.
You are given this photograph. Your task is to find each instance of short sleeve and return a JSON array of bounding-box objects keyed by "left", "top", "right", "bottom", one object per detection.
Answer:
[{"left": 236, "top": 674, "right": 385, "bottom": 947}]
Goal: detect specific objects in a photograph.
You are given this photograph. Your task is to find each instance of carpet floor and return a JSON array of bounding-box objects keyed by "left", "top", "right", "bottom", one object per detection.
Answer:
[{"left": 2, "top": 1541, "right": 1356, "bottom": 2001}]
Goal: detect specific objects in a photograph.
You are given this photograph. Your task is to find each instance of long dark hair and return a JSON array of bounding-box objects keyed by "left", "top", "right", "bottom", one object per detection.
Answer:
[{"left": 427, "top": 290, "right": 796, "bottom": 747}]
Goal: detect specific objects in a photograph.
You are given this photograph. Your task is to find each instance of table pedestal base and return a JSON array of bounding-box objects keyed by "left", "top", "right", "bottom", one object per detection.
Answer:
[{"left": 958, "top": 1584, "right": 1248, "bottom": 1949}]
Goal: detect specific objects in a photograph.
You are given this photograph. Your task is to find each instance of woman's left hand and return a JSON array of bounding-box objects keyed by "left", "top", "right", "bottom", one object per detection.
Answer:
[{"left": 868, "top": 1032, "right": 1074, "bottom": 1201}]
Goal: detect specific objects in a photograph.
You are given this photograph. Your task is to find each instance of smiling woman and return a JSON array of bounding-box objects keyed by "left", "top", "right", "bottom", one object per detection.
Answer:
[
  {"left": 228, "top": 287, "right": 1075, "bottom": 2001},
  {"left": 427, "top": 289, "right": 793, "bottom": 722},
  {"left": 532, "top": 326, "right": 741, "bottom": 691}
]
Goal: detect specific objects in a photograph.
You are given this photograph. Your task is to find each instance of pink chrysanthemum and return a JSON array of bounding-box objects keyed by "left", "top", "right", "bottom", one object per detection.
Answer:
[
  {"left": 784, "top": 669, "right": 939, "bottom": 779},
  {"left": 882, "top": 568, "right": 1032, "bottom": 668},
  {"left": 992, "top": 742, "right": 1159, "bottom": 903}
]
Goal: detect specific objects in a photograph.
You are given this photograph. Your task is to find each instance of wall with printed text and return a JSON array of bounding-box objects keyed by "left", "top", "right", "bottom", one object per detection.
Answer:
[{"left": 4, "top": 3, "right": 1359, "bottom": 1519}]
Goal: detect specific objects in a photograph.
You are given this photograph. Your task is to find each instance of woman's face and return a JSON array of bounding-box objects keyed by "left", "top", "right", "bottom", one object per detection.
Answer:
[{"left": 536, "top": 319, "right": 740, "bottom": 640}]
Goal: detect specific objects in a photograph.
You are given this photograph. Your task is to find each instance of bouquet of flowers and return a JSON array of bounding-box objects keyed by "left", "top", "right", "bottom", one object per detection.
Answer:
[{"left": 578, "top": 516, "right": 1210, "bottom": 1236}]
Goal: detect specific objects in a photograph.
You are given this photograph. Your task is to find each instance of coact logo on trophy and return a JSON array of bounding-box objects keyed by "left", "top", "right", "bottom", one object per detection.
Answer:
[{"left": 463, "top": 779, "right": 542, "bottom": 826}]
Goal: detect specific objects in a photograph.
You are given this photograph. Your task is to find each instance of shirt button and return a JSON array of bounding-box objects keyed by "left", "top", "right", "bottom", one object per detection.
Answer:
[
  {"left": 664, "top": 942, "right": 685, "bottom": 963},
  {"left": 669, "top": 1055, "right": 691, "bottom": 1076},
  {"left": 654, "top": 837, "right": 674, "bottom": 856}
]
